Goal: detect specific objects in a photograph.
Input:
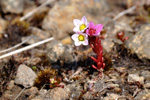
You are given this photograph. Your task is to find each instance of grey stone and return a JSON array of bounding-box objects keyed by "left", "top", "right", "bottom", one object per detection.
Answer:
[
  {"left": 144, "top": 82, "right": 150, "bottom": 88},
  {"left": 19, "top": 87, "right": 39, "bottom": 100},
  {"left": 0, "top": 0, "right": 24, "bottom": 14},
  {"left": 115, "top": 67, "right": 126, "bottom": 73},
  {"left": 25, "top": 57, "right": 41, "bottom": 66},
  {"left": 103, "top": 93, "right": 120, "bottom": 100},
  {"left": 128, "top": 74, "right": 144, "bottom": 84},
  {"left": 45, "top": 87, "right": 68, "bottom": 100},
  {"left": 24, "top": 0, "right": 35, "bottom": 7},
  {"left": 32, "top": 89, "right": 47, "bottom": 100},
  {"left": 6, "top": 80, "right": 15, "bottom": 90},
  {"left": 47, "top": 42, "right": 74, "bottom": 64},
  {"left": 102, "top": 38, "right": 114, "bottom": 53},
  {"left": 113, "top": 21, "right": 133, "bottom": 34},
  {"left": 0, "top": 17, "right": 6, "bottom": 34},
  {"left": 93, "top": 80, "right": 105, "bottom": 92},
  {"left": 47, "top": 42, "right": 65, "bottom": 63},
  {"left": 64, "top": 84, "right": 82, "bottom": 99},
  {"left": 135, "top": 90, "right": 150, "bottom": 100},
  {"left": 141, "top": 70, "right": 150, "bottom": 81},
  {"left": 125, "top": 24, "right": 150, "bottom": 60},
  {"left": 82, "top": 92, "right": 94, "bottom": 100},
  {"left": 15, "top": 64, "right": 37, "bottom": 88},
  {"left": 0, "top": 85, "right": 22, "bottom": 100}
]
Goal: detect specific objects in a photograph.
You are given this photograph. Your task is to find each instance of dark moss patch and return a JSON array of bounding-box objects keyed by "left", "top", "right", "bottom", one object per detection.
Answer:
[
  {"left": 0, "top": 58, "right": 18, "bottom": 97},
  {"left": 0, "top": 19, "right": 31, "bottom": 48},
  {"left": 34, "top": 68, "right": 61, "bottom": 89}
]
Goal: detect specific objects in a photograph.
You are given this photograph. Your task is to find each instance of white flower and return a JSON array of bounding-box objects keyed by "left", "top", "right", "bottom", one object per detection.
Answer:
[
  {"left": 71, "top": 32, "right": 88, "bottom": 46},
  {"left": 73, "top": 16, "right": 89, "bottom": 32}
]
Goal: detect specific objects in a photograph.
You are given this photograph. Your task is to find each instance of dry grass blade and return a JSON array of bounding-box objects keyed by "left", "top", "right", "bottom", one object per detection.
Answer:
[
  {"left": 39, "top": 84, "right": 51, "bottom": 91},
  {"left": 0, "top": 36, "right": 32, "bottom": 54},
  {"left": 0, "top": 37, "right": 54, "bottom": 59},
  {"left": 13, "top": 88, "right": 26, "bottom": 100},
  {"left": 70, "top": 67, "right": 83, "bottom": 79},
  {"left": 113, "top": 6, "right": 136, "bottom": 21},
  {"left": 20, "top": 0, "right": 55, "bottom": 21}
]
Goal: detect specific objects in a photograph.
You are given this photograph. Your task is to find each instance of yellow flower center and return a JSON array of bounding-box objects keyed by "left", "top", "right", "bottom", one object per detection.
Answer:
[
  {"left": 79, "top": 24, "right": 86, "bottom": 31},
  {"left": 78, "top": 34, "right": 85, "bottom": 41}
]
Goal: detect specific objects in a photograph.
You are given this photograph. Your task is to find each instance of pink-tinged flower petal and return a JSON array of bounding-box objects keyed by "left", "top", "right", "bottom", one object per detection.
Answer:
[
  {"left": 82, "top": 39, "right": 88, "bottom": 45},
  {"left": 95, "top": 24, "right": 103, "bottom": 34},
  {"left": 94, "top": 24, "right": 103, "bottom": 30},
  {"left": 86, "top": 29, "right": 89, "bottom": 35},
  {"left": 84, "top": 33, "right": 88, "bottom": 38},
  {"left": 73, "top": 19, "right": 81, "bottom": 26},
  {"left": 76, "top": 32, "right": 82, "bottom": 34},
  {"left": 71, "top": 34, "right": 79, "bottom": 41},
  {"left": 83, "top": 22, "right": 89, "bottom": 32},
  {"left": 86, "top": 22, "right": 103, "bottom": 36},
  {"left": 80, "top": 28, "right": 86, "bottom": 32},
  {"left": 75, "top": 41, "right": 82, "bottom": 46},
  {"left": 73, "top": 26, "right": 80, "bottom": 32},
  {"left": 92, "top": 32, "right": 100, "bottom": 36},
  {"left": 81, "top": 16, "right": 87, "bottom": 24},
  {"left": 89, "top": 21, "right": 95, "bottom": 28},
  {"left": 86, "top": 22, "right": 89, "bottom": 27}
]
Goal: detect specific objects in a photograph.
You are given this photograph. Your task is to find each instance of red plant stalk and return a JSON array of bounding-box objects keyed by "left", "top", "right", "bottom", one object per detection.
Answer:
[
  {"left": 89, "top": 36, "right": 105, "bottom": 71},
  {"left": 117, "top": 31, "right": 128, "bottom": 42}
]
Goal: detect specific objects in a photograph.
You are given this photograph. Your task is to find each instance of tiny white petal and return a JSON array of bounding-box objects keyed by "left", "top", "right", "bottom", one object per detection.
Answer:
[
  {"left": 81, "top": 16, "right": 87, "bottom": 24},
  {"left": 73, "top": 26, "right": 80, "bottom": 32},
  {"left": 71, "top": 34, "right": 79, "bottom": 41},
  {"left": 86, "top": 22, "right": 89, "bottom": 28},
  {"left": 75, "top": 41, "right": 82, "bottom": 46},
  {"left": 73, "top": 19, "right": 81, "bottom": 26},
  {"left": 82, "top": 40, "right": 88, "bottom": 45},
  {"left": 84, "top": 34, "right": 88, "bottom": 38},
  {"left": 81, "top": 29, "right": 85, "bottom": 32}
]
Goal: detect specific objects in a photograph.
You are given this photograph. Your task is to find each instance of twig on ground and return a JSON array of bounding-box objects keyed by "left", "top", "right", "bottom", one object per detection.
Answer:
[
  {"left": 20, "top": 0, "right": 55, "bottom": 21},
  {"left": 40, "top": 84, "right": 51, "bottom": 91},
  {"left": 14, "top": 88, "right": 26, "bottom": 100},
  {"left": 64, "top": 77, "right": 74, "bottom": 83},
  {"left": 113, "top": 6, "right": 136, "bottom": 21},
  {"left": 0, "top": 37, "right": 54, "bottom": 59},
  {"left": 70, "top": 67, "right": 83, "bottom": 79},
  {"left": 99, "top": 86, "right": 108, "bottom": 93},
  {"left": 0, "top": 36, "right": 32, "bottom": 54},
  {"left": 133, "top": 87, "right": 141, "bottom": 97},
  {"left": 143, "top": 85, "right": 150, "bottom": 97},
  {"left": 116, "top": 96, "right": 131, "bottom": 100}
]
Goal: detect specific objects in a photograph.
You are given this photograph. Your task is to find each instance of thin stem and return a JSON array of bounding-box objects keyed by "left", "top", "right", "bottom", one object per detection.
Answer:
[
  {"left": 20, "top": 0, "right": 55, "bottom": 21},
  {"left": 0, "top": 36, "right": 32, "bottom": 54},
  {"left": 0, "top": 37, "right": 54, "bottom": 59},
  {"left": 113, "top": 6, "right": 136, "bottom": 21}
]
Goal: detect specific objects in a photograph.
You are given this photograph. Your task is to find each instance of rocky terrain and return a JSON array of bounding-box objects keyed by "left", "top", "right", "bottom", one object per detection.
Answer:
[{"left": 0, "top": 0, "right": 150, "bottom": 100}]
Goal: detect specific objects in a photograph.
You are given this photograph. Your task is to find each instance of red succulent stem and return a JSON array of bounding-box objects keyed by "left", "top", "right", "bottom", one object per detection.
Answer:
[
  {"left": 89, "top": 36, "right": 105, "bottom": 71},
  {"left": 117, "top": 31, "right": 128, "bottom": 42}
]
